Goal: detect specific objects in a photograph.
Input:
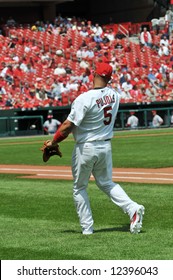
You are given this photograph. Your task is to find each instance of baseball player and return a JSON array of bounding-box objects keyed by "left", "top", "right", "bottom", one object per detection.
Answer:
[
  {"left": 43, "top": 114, "right": 61, "bottom": 134},
  {"left": 126, "top": 111, "right": 139, "bottom": 129},
  {"left": 151, "top": 110, "right": 163, "bottom": 127},
  {"left": 49, "top": 62, "right": 145, "bottom": 234}
]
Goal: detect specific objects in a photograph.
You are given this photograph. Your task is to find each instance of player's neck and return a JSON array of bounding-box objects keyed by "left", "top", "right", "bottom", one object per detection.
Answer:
[
  {"left": 94, "top": 87, "right": 105, "bottom": 89},
  {"left": 93, "top": 81, "right": 107, "bottom": 89}
]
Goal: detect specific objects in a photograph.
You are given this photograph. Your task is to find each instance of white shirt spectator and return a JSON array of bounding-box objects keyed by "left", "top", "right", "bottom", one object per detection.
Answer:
[
  {"left": 72, "top": 22, "right": 79, "bottom": 31},
  {"left": 169, "top": 69, "right": 173, "bottom": 82},
  {"left": 165, "top": 8, "right": 173, "bottom": 22},
  {"left": 20, "top": 62, "right": 28, "bottom": 72},
  {"left": 85, "top": 48, "right": 95, "bottom": 59},
  {"left": 12, "top": 55, "right": 19, "bottom": 63},
  {"left": 106, "top": 28, "right": 115, "bottom": 41},
  {"left": 158, "top": 44, "right": 169, "bottom": 56},
  {"left": 54, "top": 64, "right": 66, "bottom": 75},
  {"left": 79, "top": 60, "right": 90, "bottom": 69},
  {"left": 92, "top": 23, "right": 103, "bottom": 36},
  {"left": 80, "top": 27, "right": 89, "bottom": 37},
  {"left": 0, "top": 66, "right": 8, "bottom": 78},
  {"left": 140, "top": 27, "right": 152, "bottom": 46},
  {"left": 160, "top": 36, "right": 169, "bottom": 47},
  {"left": 76, "top": 47, "right": 87, "bottom": 61},
  {"left": 122, "top": 81, "right": 133, "bottom": 92},
  {"left": 0, "top": 86, "right": 6, "bottom": 95},
  {"left": 59, "top": 82, "right": 70, "bottom": 93}
]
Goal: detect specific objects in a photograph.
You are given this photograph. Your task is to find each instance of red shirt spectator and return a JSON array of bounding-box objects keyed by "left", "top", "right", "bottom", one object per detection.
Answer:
[{"left": 133, "top": 58, "right": 141, "bottom": 68}]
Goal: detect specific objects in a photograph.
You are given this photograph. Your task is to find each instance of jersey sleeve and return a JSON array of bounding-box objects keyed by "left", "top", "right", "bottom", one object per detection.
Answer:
[{"left": 67, "top": 95, "right": 88, "bottom": 126}]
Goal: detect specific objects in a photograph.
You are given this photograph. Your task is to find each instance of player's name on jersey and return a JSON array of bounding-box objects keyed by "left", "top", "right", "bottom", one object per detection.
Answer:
[{"left": 96, "top": 94, "right": 115, "bottom": 108}]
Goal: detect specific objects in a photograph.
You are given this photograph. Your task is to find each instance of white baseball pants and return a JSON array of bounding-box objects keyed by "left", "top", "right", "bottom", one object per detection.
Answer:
[{"left": 72, "top": 141, "right": 140, "bottom": 234}]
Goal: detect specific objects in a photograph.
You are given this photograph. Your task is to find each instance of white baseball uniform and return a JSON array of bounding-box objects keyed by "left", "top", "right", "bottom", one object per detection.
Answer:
[
  {"left": 43, "top": 119, "right": 61, "bottom": 134},
  {"left": 152, "top": 114, "right": 163, "bottom": 127},
  {"left": 67, "top": 86, "right": 142, "bottom": 234},
  {"left": 171, "top": 114, "right": 173, "bottom": 124},
  {"left": 127, "top": 115, "right": 139, "bottom": 128}
]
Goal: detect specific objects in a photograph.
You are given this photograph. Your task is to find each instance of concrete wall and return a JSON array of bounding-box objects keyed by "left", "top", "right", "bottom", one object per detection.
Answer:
[
  {"left": 0, "top": 0, "right": 157, "bottom": 24},
  {"left": 87, "top": 0, "right": 155, "bottom": 24}
]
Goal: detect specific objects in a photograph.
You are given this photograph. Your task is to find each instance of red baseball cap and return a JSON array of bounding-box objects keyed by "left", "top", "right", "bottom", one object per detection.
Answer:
[{"left": 95, "top": 62, "right": 112, "bottom": 79}]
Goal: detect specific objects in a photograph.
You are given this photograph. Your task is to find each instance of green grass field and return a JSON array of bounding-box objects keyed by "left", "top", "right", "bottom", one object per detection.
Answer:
[{"left": 0, "top": 128, "right": 173, "bottom": 260}]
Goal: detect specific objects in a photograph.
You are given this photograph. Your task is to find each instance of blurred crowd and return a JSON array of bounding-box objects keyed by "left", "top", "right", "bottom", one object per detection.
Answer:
[{"left": 1, "top": 10, "right": 173, "bottom": 110}]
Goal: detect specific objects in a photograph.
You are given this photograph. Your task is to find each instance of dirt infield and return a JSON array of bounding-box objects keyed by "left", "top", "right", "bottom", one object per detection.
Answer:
[{"left": 0, "top": 164, "right": 173, "bottom": 184}]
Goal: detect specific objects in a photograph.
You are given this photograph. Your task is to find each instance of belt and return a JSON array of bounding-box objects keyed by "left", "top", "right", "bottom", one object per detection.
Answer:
[{"left": 77, "top": 139, "right": 111, "bottom": 144}]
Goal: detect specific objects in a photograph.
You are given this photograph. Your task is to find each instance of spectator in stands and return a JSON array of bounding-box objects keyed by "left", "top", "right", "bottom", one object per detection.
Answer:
[
  {"left": 110, "top": 59, "right": 119, "bottom": 74},
  {"left": 158, "top": 43, "right": 170, "bottom": 57},
  {"left": 19, "top": 57, "right": 29, "bottom": 72},
  {"left": 26, "top": 63, "right": 36, "bottom": 74},
  {"left": 101, "top": 33, "right": 110, "bottom": 45},
  {"left": 133, "top": 58, "right": 141, "bottom": 68},
  {"left": 76, "top": 46, "right": 87, "bottom": 62},
  {"left": 100, "top": 51, "right": 110, "bottom": 63},
  {"left": 5, "top": 64, "right": 14, "bottom": 84},
  {"left": 6, "top": 16, "right": 16, "bottom": 27},
  {"left": 79, "top": 72, "right": 89, "bottom": 84},
  {"left": 0, "top": 85, "right": 6, "bottom": 95},
  {"left": 114, "top": 39, "right": 123, "bottom": 49},
  {"left": 51, "top": 79, "right": 62, "bottom": 101},
  {"left": 0, "top": 62, "right": 8, "bottom": 78},
  {"left": 35, "top": 86, "right": 48, "bottom": 102},
  {"left": 92, "top": 23, "right": 103, "bottom": 37},
  {"left": 126, "top": 111, "right": 139, "bottom": 129},
  {"left": 140, "top": 27, "right": 152, "bottom": 48},
  {"left": 13, "top": 64, "right": 24, "bottom": 80},
  {"left": 85, "top": 46, "right": 95, "bottom": 62},
  {"left": 168, "top": 66, "right": 173, "bottom": 84},
  {"left": 54, "top": 63, "right": 66, "bottom": 76},
  {"left": 72, "top": 21, "right": 79, "bottom": 31},
  {"left": 93, "top": 41, "right": 102, "bottom": 52},
  {"left": 147, "top": 68, "right": 157, "bottom": 84},
  {"left": 159, "top": 63, "right": 169, "bottom": 79},
  {"left": 59, "top": 25, "right": 67, "bottom": 36},
  {"left": 119, "top": 72, "right": 127, "bottom": 85},
  {"left": 93, "top": 34, "right": 103, "bottom": 43},
  {"left": 121, "top": 79, "right": 133, "bottom": 99},
  {"left": 80, "top": 26, "right": 89, "bottom": 37},
  {"left": 165, "top": 6, "right": 173, "bottom": 35},
  {"left": 130, "top": 84, "right": 143, "bottom": 103},
  {"left": 124, "top": 41, "right": 132, "bottom": 52},
  {"left": 119, "top": 54, "right": 128, "bottom": 71},
  {"left": 151, "top": 110, "right": 163, "bottom": 127},
  {"left": 60, "top": 80, "right": 70, "bottom": 94},
  {"left": 106, "top": 28, "right": 115, "bottom": 42},
  {"left": 43, "top": 114, "right": 61, "bottom": 135},
  {"left": 79, "top": 58, "right": 90, "bottom": 70},
  {"left": 160, "top": 35, "right": 169, "bottom": 47}
]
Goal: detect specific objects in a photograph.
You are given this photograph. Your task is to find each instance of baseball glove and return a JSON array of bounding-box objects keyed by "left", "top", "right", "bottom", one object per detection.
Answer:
[{"left": 40, "top": 140, "right": 62, "bottom": 162}]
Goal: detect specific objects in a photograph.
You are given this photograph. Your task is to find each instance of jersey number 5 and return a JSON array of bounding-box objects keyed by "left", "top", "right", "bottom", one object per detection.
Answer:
[{"left": 104, "top": 106, "right": 112, "bottom": 125}]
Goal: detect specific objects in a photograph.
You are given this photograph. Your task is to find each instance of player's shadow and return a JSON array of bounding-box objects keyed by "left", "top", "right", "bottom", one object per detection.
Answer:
[
  {"left": 62, "top": 224, "right": 144, "bottom": 234},
  {"left": 95, "top": 224, "right": 130, "bottom": 233}
]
